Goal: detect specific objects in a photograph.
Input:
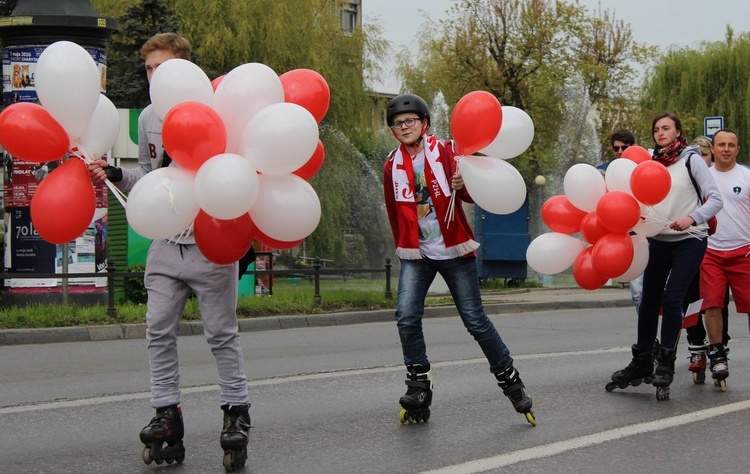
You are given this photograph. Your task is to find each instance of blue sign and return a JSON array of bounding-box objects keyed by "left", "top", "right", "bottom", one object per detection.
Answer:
[{"left": 704, "top": 116, "right": 724, "bottom": 138}]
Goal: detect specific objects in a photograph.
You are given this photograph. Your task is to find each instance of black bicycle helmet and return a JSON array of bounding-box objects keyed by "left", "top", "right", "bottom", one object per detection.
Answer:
[{"left": 386, "top": 94, "right": 430, "bottom": 127}]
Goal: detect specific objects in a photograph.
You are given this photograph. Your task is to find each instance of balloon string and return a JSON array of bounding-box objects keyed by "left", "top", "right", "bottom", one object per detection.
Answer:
[
  {"left": 444, "top": 190, "right": 456, "bottom": 228},
  {"left": 642, "top": 209, "right": 707, "bottom": 239},
  {"left": 68, "top": 143, "right": 129, "bottom": 209}
]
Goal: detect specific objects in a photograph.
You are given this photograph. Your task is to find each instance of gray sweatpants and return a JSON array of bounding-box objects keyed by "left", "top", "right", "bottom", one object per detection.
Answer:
[{"left": 144, "top": 239, "right": 249, "bottom": 408}]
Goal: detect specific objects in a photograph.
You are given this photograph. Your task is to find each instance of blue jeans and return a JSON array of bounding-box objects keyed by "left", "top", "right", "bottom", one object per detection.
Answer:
[
  {"left": 395, "top": 256, "right": 513, "bottom": 374},
  {"left": 637, "top": 237, "right": 708, "bottom": 351}
]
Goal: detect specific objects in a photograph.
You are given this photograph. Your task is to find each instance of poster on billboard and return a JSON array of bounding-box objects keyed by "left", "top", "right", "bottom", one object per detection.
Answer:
[{"left": 1, "top": 43, "right": 109, "bottom": 290}]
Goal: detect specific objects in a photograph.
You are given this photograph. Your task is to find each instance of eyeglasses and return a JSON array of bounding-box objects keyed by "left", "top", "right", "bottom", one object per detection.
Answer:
[
  {"left": 612, "top": 145, "right": 629, "bottom": 152},
  {"left": 390, "top": 117, "right": 421, "bottom": 129}
]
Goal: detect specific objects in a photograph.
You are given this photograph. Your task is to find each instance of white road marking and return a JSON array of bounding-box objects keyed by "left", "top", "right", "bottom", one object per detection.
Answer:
[
  {"left": 421, "top": 399, "right": 750, "bottom": 474},
  {"left": 0, "top": 347, "right": 628, "bottom": 415}
]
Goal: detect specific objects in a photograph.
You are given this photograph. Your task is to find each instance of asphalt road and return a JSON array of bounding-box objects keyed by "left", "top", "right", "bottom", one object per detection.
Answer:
[{"left": 2, "top": 305, "right": 749, "bottom": 473}]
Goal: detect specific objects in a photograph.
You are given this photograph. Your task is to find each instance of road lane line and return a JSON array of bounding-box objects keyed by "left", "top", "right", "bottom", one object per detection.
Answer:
[
  {"left": 0, "top": 347, "right": 629, "bottom": 414},
  {"left": 421, "top": 399, "right": 750, "bottom": 474}
]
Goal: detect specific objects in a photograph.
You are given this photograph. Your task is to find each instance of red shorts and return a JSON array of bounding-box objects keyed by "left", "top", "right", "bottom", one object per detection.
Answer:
[{"left": 700, "top": 245, "right": 750, "bottom": 312}]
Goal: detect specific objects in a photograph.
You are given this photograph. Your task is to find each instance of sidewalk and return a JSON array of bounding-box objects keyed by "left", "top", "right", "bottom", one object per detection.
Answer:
[{"left": 0, "top": 286, "right": 634, "bottom": 347}]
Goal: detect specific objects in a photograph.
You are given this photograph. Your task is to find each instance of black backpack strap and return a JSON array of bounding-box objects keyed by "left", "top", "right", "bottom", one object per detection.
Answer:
[{"left": 685, "top": 154, "right": 703, "bottom": 205}]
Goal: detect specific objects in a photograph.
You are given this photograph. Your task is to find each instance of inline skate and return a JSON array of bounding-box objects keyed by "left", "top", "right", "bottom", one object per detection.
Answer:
[
  {"left": 495, "top": 365, "right": 536, "bottom": 426},
  {"left": 220, "top": 404, "right": 251, "bottom": 472},
  {"left": 708, "top": 343, "right": 729, "bottom": 392},
  {"left": 652, "top": 347, "right": 677, "bottom": 401},
  {"left": 398, "top": 364, "right": 432, "bottom": 423},
  {"left": 687, "top": 343, "right": 707, "bottom": 384},
  {"left": 606, "top": 344, "right": 654, "bottom": 393},
  {"left": 139, "top": 405, "right": 185, "bottom": 465}
]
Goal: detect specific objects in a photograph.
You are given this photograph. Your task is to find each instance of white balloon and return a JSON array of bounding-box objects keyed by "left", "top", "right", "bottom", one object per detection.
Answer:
[
  {"left": 211, "top": 63, "right": 284, "bottom": 154},
  {"left": 242, "top": 103, "right": 319, "bottom": 175},
  {"left": 35, "top": 41, "right": 101, "bottom": 140},
  {"left": 478, "top": 106, "right": 535, "bottom": 159},
  {"left": 526, "top": 232, "right": 585, "bottom": 275},
  {"left": 194, "top": 153, "right": 260, "bottom": 220},
  {"left": 615, "top": 234, "right": 649, "bottom": 282},
  {"left": 563, "top": 163, "right": 606, "bottom": 212},
  {"left": 605, "top": 158, "right": 637, "bottom": 195},
  {"left": 80, "top": 94, "right": 120, "bottom": 160},
  {"left": 249, "top": 174, "right": 321, "bottom": 241},
  {"left": 126, "top": 167, "right": 200, "bottom": 240},
  {"left": 150, "top": 58, "right": 213, "bottom": 119},
  {"left": 459, "top": 156, "right": 526, "bottom": 215}
]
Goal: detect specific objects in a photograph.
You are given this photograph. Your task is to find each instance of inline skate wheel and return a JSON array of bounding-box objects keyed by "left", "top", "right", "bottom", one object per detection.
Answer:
[
  {"left": 525, "top": 411, "right": 537, "bottom": 427},
  {"left": 693, "top": 371, "right": 705, "bottom": 384},
  {"left": 605, "top": 381, "right": 617, "bottom": 392},
  {"left": 141, "top": 447, "right": 153, "bottom": 465},
  {"left": 399, "top": 408, "right": 409, "bottom": 424},
  {"left": 714, "top": 379, "right": 727, "bottom": 391},
  {"left": 655, "top": 386, "right": 670, "bottom": 401},
  {"left": 223, "top": 451, "right": 245, "bottom": 472}
]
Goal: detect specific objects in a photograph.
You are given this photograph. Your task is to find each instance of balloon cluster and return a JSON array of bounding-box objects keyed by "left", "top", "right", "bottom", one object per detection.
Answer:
[
  {"left": 449, "top": 91, "right": 535, "bottom": 215},
  {"left": 527, "top": 149, "right": 673, "bottom": 290},
  {"left": 124, "top": 60, "right": 330, "bottom": 264},
  {"left": 0, "top": 41, "right": 120, "bottom": 244}
]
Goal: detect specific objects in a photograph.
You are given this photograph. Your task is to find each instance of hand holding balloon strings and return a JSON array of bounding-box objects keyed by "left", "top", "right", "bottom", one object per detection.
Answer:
[{"left": 640, "top": 206, "right": 707, "bottom": 239}]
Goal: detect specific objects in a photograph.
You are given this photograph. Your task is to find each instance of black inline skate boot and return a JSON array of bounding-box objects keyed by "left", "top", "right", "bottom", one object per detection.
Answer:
[
  {"left": 398, "top": 364, "right": 433, "bottom": 423},
  {"left": 495, "top": 365, "right": 536, "bottom": 426},
  {"left": 139, "top": 404, "right": 185, "bottom": 465},
  {"left": 606, "top": 344, "right": 655, "bottom": 393},
  {"left": 220, "top": 404, "right": 251, "bottom": 472},
  {"left": 652, "top": 346, "right": 677, "bottom": 401},
  {"left": 708, "top": 343, "right": 729, "bottom": 392}
]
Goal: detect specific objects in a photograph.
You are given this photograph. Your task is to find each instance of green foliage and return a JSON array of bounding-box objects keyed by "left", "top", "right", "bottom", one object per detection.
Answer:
[
  {"left": 641, "top": 28, "right": 750, "bottom": 158},
  {"left": 99, "top": 0, "right": 181, "bottom": 108},
  {"left": 0, "top": 0, "right": 16, "bottom": 17},
  {"left": 123, "top": 264, "right": 148, "bottom": 304},
  {"left": 397, "top": 0, "right": 655, "bottom": 182},
  {"left": 307, "top": 125, "right": 394, "bottom": 267},
  {"left": 0, "top": 279, "right": 398, "bottom": 329}
]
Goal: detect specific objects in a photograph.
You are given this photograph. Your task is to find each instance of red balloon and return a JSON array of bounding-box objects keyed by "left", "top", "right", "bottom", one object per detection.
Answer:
[
  {"left": 573, "top": 247, "right": 609, "bottom": 290},
  {"left": 162, "top": 101, "right": 227, "bottom": 171},
  {"left": 194, "top": 210, "right": 256, "bottom": 265},
  {"left": 280, "top": 68, "right": 330, "bottom": 123},
  {"left": 579, "top": 212, "right": 610, "bottom": 244},
  {"left": 30, "top": 159, "right": 95, "bottom": 244},
  {"left": 591, "top": 232, "right": 634, "bottom": 278},
  {"left": 541, "top": 195, "right": 587, "bottom": 234},
  {"left": 621, "top": 145, "right": 651, "bottom": 164},
  {"left": 595, "top": 191, "right": 641, "bottom": 233},
  {"left": 211, "top": 75, "right": 225, "bottom": 92},
  {"left": 450, "top": 91, "right": 503, "bottom": 155},
  {"left": 255, "top": 228, "right": 304, "bottom": 250},
  {"left": 0, "top": 102, "right": 69, "bottom": 163},
  {"left": 630, "top": 161, "right": 671, "bottom": 205},
  {"left": 292, "top": 140, "right": 325, "bottom": 180}
]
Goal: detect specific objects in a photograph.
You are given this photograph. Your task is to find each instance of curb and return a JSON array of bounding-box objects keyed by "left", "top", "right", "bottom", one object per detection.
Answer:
[{"left": 0, "top": 296, "right": 634, "bottom": 347}]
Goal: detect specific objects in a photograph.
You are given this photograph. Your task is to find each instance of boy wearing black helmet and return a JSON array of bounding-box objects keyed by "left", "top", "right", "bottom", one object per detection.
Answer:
[{"left": 383, "top": 94, "right": 535, "bottom": 426}]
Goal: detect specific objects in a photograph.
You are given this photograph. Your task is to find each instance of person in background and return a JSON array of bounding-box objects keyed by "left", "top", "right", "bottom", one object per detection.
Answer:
[
  {"left": 88, "top": 33, "right": 251, "bottom": 472},
  {"left": 697, "top": 129, "right": 750, "bottom": 390},
  {"left": 601, "top": 129, "right": 642, "bottom": 311},
  {"left": 607, "top": 112, "right": 722, "bottom": 401},
  {"left": 683, "top": 135, "right": 730, "bottom": 383},
  {"left": 382, "top": 94, "right": 535, "bottom": 426}
]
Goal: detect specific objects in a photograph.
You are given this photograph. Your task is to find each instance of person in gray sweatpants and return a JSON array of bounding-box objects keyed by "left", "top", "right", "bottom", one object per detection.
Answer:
[{"left": 88, "top": 33, "right": 251, "bottom": 471}]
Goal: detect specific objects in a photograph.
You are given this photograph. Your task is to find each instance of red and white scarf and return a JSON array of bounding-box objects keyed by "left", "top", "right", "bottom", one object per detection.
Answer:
[{"left": 387, "top": 135, "right": 478, "bottom": 259}]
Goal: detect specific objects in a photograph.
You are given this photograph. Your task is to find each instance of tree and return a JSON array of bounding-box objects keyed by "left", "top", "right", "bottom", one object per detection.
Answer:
[
  {"left": 98, "top": 0, "right": 181, "bottom": 109},
  {"left": 396, "top": 0, "right": 654, "bottom": 183},
  {"left": 641, "top": 27, "right": 750, "bottom": 161}
]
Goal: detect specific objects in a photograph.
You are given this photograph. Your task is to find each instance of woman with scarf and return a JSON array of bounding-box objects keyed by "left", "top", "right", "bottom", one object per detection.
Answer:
[
  {"left": 607, "top": 112, "right": 722, "bottom": 400},
  {"left": 382, "top": 94, "right": 535, "bottom": 425}
]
